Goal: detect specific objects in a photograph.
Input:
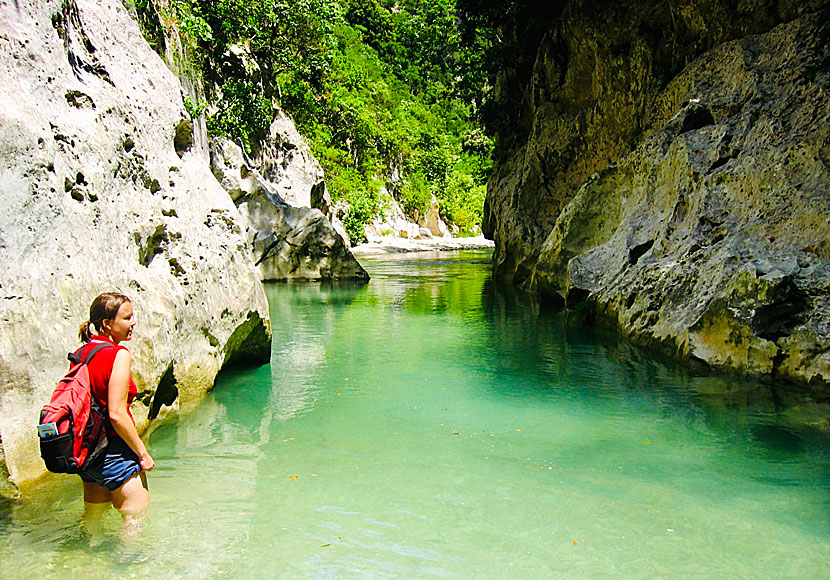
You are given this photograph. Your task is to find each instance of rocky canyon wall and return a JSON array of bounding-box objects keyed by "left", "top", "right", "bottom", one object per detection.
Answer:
[
  {"left": 0, "top": 0, "right": 271, "bottom": 491},
  {"left": 485, "top": 0, "right": 829, "bottom": 390}
]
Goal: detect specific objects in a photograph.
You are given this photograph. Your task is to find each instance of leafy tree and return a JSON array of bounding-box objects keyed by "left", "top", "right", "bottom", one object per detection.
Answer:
[{"left": 167, "top": 0, "right": 493, "bottom": 243}]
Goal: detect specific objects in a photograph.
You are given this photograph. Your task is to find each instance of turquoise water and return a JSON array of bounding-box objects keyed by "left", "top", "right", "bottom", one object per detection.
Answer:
[{"left": 2, "top": 249, "right": 828, "bottom": 579}]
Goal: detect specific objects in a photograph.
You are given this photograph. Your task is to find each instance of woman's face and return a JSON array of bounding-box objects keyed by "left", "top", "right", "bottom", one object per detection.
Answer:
[{"left": 103, "top": 301, "right": 136, "bottom": 343}]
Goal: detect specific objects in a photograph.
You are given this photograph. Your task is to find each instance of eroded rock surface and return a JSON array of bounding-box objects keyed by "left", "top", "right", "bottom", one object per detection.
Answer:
[
  {"left": 210, "top": 134, "right": 368, "bottom": 281},
  {"left": 238, "top": 188, "right": 369, "bottom": 281},
  {"left": 485, "top": 0, "right": 827, "bottom": 286},
  {"left": 0, "top": 0, "right": 270, "bottom": 489},
  {"left": 534, "top": 13, "right": 829, "bottom": 387}
]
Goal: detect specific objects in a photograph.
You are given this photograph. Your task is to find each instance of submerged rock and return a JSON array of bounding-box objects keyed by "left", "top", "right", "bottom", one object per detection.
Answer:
[
  {"left": 534, "top": 13, "right": 830, "bottom": 387},
  {"left": 0, "top": 0, "right": 271, "bottom": 489}
]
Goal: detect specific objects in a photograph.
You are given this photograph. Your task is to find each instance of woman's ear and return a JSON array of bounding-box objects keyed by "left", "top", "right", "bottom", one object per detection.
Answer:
[{"left": 101, "top": 318, "right": 111, "bottom": 333}]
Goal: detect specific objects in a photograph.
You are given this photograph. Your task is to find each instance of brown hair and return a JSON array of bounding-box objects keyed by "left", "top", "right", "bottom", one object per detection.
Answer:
[{"left": 79, "top": 292, "right": 131, "bottom": 343}]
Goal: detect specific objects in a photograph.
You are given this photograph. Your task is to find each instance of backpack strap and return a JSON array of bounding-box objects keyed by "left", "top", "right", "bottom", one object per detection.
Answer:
[{"left": 67, "top": 342, "right": 115, "bottom": 366}]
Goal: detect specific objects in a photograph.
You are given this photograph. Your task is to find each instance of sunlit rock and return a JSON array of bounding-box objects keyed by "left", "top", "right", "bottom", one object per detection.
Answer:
[
  {"left": 210, "top": 134, "right": 367, "bottom": 280},
  {"left": 423, "top": 199, "right": 451, "bottom": 238},
  {"left": 0, "top": 0, "right": 271, "bottom": 489},
  {"left": 236, "top": 189, "right": 369, "bottom": 281}
]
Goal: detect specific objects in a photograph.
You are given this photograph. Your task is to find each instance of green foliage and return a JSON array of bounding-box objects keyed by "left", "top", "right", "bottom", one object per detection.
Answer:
[
  {"left": 338, "top": 180, "right": 384, "bottom": 244},
  {"left": 440, "top": 172, "right": 486, "bottom": 235},
  {"left": 398, "top": 173, "right": 432, "bottom": 219},
  {"left": 182, "top": 96, "right": 207, "bottom": 119},
  {"left": 168, "top": 0, "right": 492, "bottom": 242}
]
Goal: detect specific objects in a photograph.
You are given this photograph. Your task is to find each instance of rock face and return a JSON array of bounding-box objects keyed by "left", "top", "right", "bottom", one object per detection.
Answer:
[
  {"left": 485, "top": 0, "right": 827, "bottom": 285},
  {"left": 485, "top": 1, "right": 829, "bottom": 388},
  {"left": 210, "top": 130, "right": 368, "bottom": 281},
  {"left": 0, "top": 0, "right": 271, "bottom": 489},
  {"left": 535, "top": 13, "right": 830, "bottom": 385}
]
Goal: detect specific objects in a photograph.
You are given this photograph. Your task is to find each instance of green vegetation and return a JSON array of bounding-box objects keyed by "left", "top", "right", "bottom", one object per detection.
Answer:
[{"left": 164, "top": 0, "right": 492, "bottom": 243}]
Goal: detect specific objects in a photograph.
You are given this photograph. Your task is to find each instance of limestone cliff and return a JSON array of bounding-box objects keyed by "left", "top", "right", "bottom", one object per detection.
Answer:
[
  {"left": 485, "top": 0, "right": 829, "bottom": 389},
  {"left": 0, "top": 0, "right": 271, "bottom": 490}
]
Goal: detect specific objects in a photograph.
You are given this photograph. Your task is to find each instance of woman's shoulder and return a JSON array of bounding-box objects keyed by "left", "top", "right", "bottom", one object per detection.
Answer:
[
  {"left": 87, "top": 336, "right": 129, "bottom": 350},
  {"left": 82, "top": 337, "right": 129, "bottom": 364}
]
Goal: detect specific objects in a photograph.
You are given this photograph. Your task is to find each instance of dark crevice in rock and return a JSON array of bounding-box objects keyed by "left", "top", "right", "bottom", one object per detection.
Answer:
[
  {"left": 138, "top": 224, "right": 168, "bottom": 267},
  {"left": 255, "top": 239, "right": 279, "bottom": 266},
  {"left": 710, "top": 155, "right": 731, "bottom": 170},
  {"left": 202, "top": 328, "right": 220, "bottom": 347},
  {"left": 566, "top": 287, "right": 590, "bottom": 306},
  {"left": 168, "top": 257, "right": 186, "bottom": 278},
  {"left": 65, "top": 89, "right": 94, "bottom": 108},
  {"left": 222, "top": 311, "right": 272, "bottom": 367},
  {"left": 145, "top": 177, "right": 161, "bottom": 193},
  {"left": 628, "top": 240, "right": 654, "bottom": 265},
  {"left": 52, "top": 0, "right": 113, "bottom": 85},
  {"left": 752, "top": 281, "right": 807, "bottom": 341},
  {"left": 149, "top": 363, "right": 178, "bottom": 420},
  {"left": 680, "top": 105, "right": 716, "bottom": 134}
]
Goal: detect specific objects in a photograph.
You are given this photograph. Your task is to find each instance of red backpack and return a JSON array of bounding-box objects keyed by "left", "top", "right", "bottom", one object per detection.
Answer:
[{"left": 38, "top": 343, "right": 112, "bottom": 473}]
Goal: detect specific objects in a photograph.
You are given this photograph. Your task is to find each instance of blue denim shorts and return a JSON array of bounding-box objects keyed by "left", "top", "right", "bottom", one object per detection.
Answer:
[{"left": 79, "top": 435, "right": 141, "bottom": 491}]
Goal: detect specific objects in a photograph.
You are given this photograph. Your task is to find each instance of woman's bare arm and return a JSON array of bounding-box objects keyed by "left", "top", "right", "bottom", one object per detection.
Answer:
[{"left": 108, "top": 349, "right": 155, "bottom": 471}]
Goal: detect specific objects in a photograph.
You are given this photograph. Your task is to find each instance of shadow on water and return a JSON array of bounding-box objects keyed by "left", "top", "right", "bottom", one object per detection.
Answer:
[{"left": 478, "top": 270, "right": 830, "bottom": 459}]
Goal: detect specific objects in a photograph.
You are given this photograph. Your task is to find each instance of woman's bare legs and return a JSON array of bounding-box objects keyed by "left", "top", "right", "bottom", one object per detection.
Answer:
[
  {"left": 112, "top": 471, "right": 149, "bottom": 538},
  {"left": 82, "top": 481, "right": 112, "bottom": 541}
]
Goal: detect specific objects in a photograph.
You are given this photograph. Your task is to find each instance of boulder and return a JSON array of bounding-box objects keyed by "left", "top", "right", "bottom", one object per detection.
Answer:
[
  {"left": 236, "top": 189, "right": 370, "bottom": 281},
  {"left": 0, "top": 0, "right": 271, "bottom": 490},
  {"left": 248, "top": 110, "right": 324, "bottom": 208},
  {"left": 535, "top": 13, "right": 830, "bottom": 387},
  {"left": 210, "top": 118, "right": 350, "bottom": 245},
  {"left": 423, "top": 199, "right": 451, "bottom": 238},
  {"left": 210, "top": 136, "right": 367, "bottom": 280}
]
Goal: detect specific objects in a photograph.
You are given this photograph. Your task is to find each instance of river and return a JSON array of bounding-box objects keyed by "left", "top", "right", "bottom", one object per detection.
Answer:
[{"left": 1, "top": 249, "right": 828, "bottom": 579}]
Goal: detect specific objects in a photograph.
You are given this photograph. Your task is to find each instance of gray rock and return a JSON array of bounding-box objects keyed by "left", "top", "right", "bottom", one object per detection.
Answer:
[
  {"left": 237, "top": 189, "right": 370, "bottom": 281},
  {"left": 535, "top": 13, "right": 829, "bottom": 388},
  {"left": 253, "top": 110, "right": 324, "bottom": 209},
  {"left": 0, "top": 0, "right": 270, "bottom": 488},
  {"left": 484, "top": 0, "right": 827, "bottom": 287},
  {"left": 210, "top": 135, "right": 367, "bottom": 280}
]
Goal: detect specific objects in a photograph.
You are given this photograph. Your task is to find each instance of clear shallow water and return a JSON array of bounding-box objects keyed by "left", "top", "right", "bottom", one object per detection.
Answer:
[{"left": 2, "top": 249, "right": 829, "bottom": 579}]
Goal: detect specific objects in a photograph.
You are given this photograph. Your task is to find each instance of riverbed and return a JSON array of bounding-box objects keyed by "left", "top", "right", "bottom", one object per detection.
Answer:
[{"left": 1, "top": 249, "right": 828, "bottom": 579}]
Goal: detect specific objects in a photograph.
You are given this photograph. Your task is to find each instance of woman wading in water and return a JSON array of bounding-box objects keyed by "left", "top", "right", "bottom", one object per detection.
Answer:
[{"left": 76, "top": 292, "right": 154, "bottom": 534}]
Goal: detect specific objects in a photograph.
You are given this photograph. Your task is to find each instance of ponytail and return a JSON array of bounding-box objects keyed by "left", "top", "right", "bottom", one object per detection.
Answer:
[{"left": 78, "top": 320, "right": 93, "bottom": 343}]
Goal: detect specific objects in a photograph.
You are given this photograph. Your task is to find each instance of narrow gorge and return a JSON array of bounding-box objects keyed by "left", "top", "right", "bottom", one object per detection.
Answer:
[{"left": 1, "top": 0, "right": 828, "bottom": 494}]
